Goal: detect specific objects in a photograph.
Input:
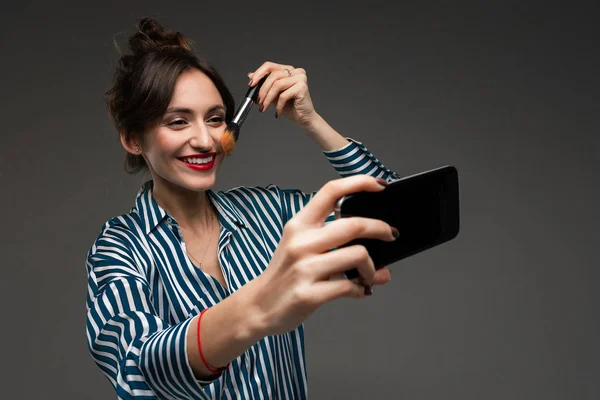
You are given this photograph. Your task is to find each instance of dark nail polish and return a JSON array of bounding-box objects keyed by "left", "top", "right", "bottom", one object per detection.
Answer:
[
  {"left": 391, "top": 227, "right": 399, "bottom": 239},
  {"left": 376, "top": 178, "right": 388, "bottom": 187},
  {"left": 259, "top": 105, "right": 264, "bottom": 112},
  {"left": 275, "top": 112, "right": 278, "bottom": 118},
  {"left": 364, "top": 285, "right": 373, "bottom": 296}
]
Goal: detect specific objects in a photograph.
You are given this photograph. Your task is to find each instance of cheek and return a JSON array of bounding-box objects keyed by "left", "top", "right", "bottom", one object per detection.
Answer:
[
  {"left": 153, "top": 132, "right": 180, "bottom": 156},
  {"left": 213, "top": 125, "right": 224, "bottom": 137},
  {"left": 214, "top": 126, "right": 226, "bottom": 148},
  {"left": 143, "top": 134, "right": 180, "bottom": 169}
]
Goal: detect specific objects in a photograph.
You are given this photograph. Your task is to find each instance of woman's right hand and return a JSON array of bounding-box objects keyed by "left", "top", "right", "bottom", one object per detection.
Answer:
[{"left": 250, "top": 175, "right": 398, "bottom": 336}]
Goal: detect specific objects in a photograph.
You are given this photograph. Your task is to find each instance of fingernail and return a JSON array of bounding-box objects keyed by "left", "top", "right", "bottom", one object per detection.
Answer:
[
  {"left": 376, "top": 178, "right": 388, "bottom": 187},
  {"left": 259, "top": 105, "right": 264, "bottom": 112},
  {"left": 275, "top": 111, "right": 278, "bottom": 119},
  {"left": 248, "top": 79, "right": 253, "bottom": 86},
  {"left": 391, "top": 227, "right": 399, "bottom": 239},
  {"left": 364, "top": 285, "right": 373, "bottom": 296}
]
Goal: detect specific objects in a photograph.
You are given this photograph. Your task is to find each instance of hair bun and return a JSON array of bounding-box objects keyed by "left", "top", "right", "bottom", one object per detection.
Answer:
[{"left": 128, "top": 17, "right": 192, "bottom": 55}]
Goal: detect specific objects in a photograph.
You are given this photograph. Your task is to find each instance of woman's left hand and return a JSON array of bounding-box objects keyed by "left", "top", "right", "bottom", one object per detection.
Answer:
[{"left": 248, "top": 61, "right": 317, "bottom": 128}]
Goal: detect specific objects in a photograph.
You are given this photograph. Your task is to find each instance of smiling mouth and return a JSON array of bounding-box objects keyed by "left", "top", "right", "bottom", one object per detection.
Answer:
[
  {"left": 178, "top": 155, "right": 215, "bottom": 165},
  {"left": 177, "top": 154, "right": 217, "bottom": 171}
]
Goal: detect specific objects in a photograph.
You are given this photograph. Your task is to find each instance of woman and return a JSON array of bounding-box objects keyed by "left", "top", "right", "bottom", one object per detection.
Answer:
[{"left": 86, "top": 17, "right": 400, "bottom": 399}]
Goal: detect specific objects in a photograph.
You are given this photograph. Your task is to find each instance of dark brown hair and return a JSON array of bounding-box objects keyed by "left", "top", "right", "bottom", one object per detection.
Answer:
[{"left": 105, "top": 17, "right": 235, "bottom": 174}]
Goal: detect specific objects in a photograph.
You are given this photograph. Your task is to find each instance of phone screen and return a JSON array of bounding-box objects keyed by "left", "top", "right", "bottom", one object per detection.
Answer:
[{"left": 335, "top": 166, "right": 460, "bottom": 279}]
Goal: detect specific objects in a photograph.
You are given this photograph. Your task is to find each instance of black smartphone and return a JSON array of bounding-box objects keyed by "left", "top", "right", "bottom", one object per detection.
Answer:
[{"left": 334, "top": 165, "right": 460, "bottom": 280}]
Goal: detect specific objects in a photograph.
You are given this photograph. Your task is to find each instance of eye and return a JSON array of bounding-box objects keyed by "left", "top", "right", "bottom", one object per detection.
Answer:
[
  {"left": 207, "top": 116, "right": 225, "bottom": 125},
  {"left": 167, "top": 119, "right": 188, "bottom": 127}
]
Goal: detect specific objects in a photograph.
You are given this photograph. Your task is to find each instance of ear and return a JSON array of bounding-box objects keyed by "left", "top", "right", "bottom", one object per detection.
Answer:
[{"left": 120, "top": 130, "right": 142, "bottom": 155}]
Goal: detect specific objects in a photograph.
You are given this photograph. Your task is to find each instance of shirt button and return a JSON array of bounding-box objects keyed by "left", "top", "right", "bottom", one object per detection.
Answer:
[{"left": 167, "top": 217, "right": 172, "bottom": 224}]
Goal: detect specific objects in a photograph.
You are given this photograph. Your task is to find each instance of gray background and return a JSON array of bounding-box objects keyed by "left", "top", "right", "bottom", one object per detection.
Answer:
[{"left": 1, "top": 1, "right": 598, "bottom": 399}]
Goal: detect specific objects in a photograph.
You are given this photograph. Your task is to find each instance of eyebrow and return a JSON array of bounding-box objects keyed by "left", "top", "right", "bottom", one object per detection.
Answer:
[{"left": 165, "top": 105, "right": 226, "bottom": 115}]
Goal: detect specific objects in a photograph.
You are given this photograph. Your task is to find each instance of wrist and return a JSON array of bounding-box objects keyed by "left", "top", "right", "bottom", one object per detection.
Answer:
[
  {"left": 301, "top": 112, "right": 350, "bottom": 151},
  {"left": 236, "top": 275, "right": 271, "bottom": 341},
  {"left": 300, "top": 112, "right": 325, "bottom": 135}
]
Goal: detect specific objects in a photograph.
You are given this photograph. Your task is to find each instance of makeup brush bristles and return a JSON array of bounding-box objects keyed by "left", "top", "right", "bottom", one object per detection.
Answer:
[
  {"left": 221, "top": 74, "right": 268, "bottom": 155},
  {"left": 221, "top": 122, "right": 240, "bottom": 155}
]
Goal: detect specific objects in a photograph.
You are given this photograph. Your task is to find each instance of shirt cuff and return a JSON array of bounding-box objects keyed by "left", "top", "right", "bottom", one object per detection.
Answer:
[
  {"left": 139, "top": 317, "right": 223, "bottom": 399},
  {"left": 322, "top": 136, "right": 362, "bottom": 156},
  {"left": 322, "top": 137, "right": 401, "bottom": 180}
]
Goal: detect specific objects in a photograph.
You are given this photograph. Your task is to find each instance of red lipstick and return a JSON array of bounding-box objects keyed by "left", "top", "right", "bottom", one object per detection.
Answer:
[{"left": 178, "top": 153, "right": 216, "bottom": 171}]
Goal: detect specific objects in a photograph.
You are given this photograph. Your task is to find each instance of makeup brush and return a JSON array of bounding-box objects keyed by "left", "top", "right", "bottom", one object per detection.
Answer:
[{"left": 221, "top": 74, "right": 269, "bottom": 155}]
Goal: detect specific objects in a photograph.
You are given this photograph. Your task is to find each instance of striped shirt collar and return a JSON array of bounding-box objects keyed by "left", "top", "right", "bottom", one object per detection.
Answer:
[{"left": 134, "top": 180, "right": 249, "bottom": 235}]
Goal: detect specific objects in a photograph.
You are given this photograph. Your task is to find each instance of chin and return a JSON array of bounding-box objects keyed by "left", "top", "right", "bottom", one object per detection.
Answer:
[
  {"left": 186, "top": 173, "right": 219, "bottom": 190},
  {"left": 170, "top": 174, "right": 214, "bottom": 191}
]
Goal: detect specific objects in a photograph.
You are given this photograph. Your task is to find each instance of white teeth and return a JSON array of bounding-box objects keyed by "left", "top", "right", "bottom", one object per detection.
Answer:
[{"left": 182, "top": 156, "right": 214, "bottom": 165}]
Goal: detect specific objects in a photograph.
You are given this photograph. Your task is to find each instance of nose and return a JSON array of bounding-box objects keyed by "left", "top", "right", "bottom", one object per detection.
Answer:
[{"left": 188, "top": 123, "right": 215, "bottom": 151}]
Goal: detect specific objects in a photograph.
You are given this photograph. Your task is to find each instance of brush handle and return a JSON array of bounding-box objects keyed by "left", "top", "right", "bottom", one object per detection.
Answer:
[
  {"left": 232, "top": 74, "right": 269, "bottom": 126},
  {"left": 244, "top": 74, "right": 269, "bottom": 101}
]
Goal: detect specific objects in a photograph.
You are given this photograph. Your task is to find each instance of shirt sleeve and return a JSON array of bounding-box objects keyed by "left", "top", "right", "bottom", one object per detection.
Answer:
[
  {"left": 272, "top": 137, "right": 401, "bottom": 225},
  {"left": 85, "top": 226, "right": 221, "bottom": 400}
]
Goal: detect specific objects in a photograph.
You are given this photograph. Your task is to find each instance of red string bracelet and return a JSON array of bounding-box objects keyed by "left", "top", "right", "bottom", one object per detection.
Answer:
[{"left": 197, "top": 308, "right": 229, "bottom": 375}]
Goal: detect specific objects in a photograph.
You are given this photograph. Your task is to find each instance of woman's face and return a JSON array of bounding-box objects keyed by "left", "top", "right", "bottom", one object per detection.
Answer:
[{"left": 140, "top": 69, "right": 227, "bottom": 193}]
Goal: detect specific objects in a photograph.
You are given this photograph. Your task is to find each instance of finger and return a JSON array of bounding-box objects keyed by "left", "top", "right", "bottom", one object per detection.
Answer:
[
  {"left": 292, "top": 216, "right": 397, "bottom": 255},
  {"left": 257, "top": 69, "right": 288, "bottom": 106},
  {"left": 294, "top": 175, "right": 389, "bottom": 226},
  {"left": 372, "top": 267, "right": 391, "bottom": 285},
  {"left": 274, "top": 79, "right": 308, "bottom": 117},
  {"left": 260, "top": 74, "right": 300, "bottom": 112},
  {"left": 307, "top": 244, "right": 377, "bottom": 286},
  {"left": 249, "top": 61, "right": 294, "bottom": 87},
  {"left": 290, "top": 67, "right": 306, "bottom": 78},
  {"left": 307, "top": 278, "right": 367, "bottom": 305},
  {"left": 262, "top": 76, "right": 304, "bottom": 115}
]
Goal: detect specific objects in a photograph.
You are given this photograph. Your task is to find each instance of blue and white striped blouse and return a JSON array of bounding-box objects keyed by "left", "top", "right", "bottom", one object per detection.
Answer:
[{"left": 85, "top": 137, "right": 400, "bottom": 399}]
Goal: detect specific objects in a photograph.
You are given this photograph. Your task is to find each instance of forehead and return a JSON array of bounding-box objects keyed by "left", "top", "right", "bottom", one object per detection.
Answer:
[{"left": 169, "top": 69, "right": 223, "bottom": 107}]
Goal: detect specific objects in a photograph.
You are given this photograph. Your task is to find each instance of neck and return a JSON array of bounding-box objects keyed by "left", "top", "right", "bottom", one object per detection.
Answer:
[{"left": 151, "top": 178, "right": 216, "bottom": 234}]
